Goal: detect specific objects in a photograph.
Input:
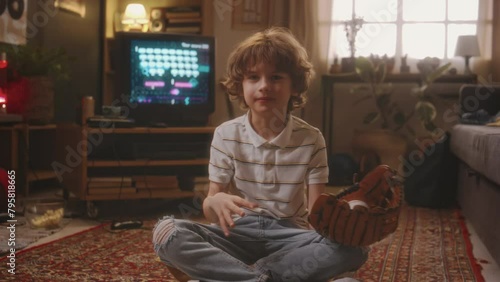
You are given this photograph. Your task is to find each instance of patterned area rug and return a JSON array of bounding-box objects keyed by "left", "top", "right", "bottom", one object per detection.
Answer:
[
  {"left": 0, "top": 221, "right": 176, "bottom": 281},
  {"left": 352, "top": 204, "right": 485, "bottom": 282},
  {"left": 0, "top": 205, "right": 485, "bottom": 281}
]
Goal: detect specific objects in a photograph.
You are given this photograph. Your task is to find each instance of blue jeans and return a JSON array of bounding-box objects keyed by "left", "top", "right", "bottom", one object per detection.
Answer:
[{"left": 152, "top": 215, "right": 367, "bottom": 282}]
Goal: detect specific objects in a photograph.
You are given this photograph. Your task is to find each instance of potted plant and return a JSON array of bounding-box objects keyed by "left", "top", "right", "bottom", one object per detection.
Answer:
[
  {"left": 350, "top": 56, "right": 451, "bottom": 170},
  {"left": 0, "top": 44, "right": 71, "bottom": 124},
  {"left": 353, "top": 56, "right": 450, "bottom": 138},
  {"left": 351, "top": 56, "right": 458, "bottom": 207}
]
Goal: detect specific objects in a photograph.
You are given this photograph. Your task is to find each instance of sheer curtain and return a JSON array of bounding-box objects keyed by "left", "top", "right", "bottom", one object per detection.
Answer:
[{"left": 475, "top": 0, "right": 493, "bottom": 81}]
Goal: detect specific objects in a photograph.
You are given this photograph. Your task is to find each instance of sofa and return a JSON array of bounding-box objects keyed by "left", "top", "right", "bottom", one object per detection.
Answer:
[{"left": 450, "top": 84, "right": 500, "bottom": 267}]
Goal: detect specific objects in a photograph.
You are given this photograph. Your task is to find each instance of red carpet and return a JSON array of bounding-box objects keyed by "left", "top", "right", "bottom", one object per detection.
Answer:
[
  {"left": 0, "top": 205, "right": 485, "bottom": 281},
  {"left": 352, "top": 204, "right": 485, "bottom": 282},
  {"left": 0, "top": 222, "right": 177, "bottom": 281}
]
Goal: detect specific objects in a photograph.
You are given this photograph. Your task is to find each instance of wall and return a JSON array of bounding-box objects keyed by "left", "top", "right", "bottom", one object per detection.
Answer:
[
  {"left": 22, "top": 1, "right": 103, "bottom": 122},
  {"left": 210, "top": 0, "right": 288, "bottom": 126},
  {"left": 210, "top": 3, "right": 256, "bottom": 125}
]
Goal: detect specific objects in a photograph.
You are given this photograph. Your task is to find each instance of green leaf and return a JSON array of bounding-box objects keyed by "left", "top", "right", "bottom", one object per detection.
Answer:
[
  {"left": 411, "top": 85, "right": 427, "bottom": 96},
  {"left": 415, "top": 101, "right": 437, "bottom": 122},
  {"left": 423, "top": 121, "right": 438, "bottom": 132},
  {"left": 0, "top": 45, "right": 72, "bottom": 80},
  {"left": 376, "top": 93, "right": 391, "bottom": 107},
  {"left": 425, "top": 62, "right": 451, "bottom": 84},
  {"left": 363, "top": 112, "right": 380, "bottom": 124},
  {"left": 393, "top": 111, "right": 407, "bottom": 126},
  {"left": 374, "top": 62, "right": 387, "bottom": 84},
  {"left": 355, "top": 57, "right": 373, "bottom": 72},
  {"left": 355, "top": 57, "right": 374, "bottom": 83}
]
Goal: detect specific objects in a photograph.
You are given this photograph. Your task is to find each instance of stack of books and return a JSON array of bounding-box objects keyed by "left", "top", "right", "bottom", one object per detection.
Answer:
[
  {"left": 132, "top": 175, "right": 179, "bottom": 190},
  {"left": 131, "top": 175, "right": 179, "bottom": 197},
  {"left": 87, "top": 177, "right": 136, "bottom": 195},
  {"left": 87, "top": 175, "right": 180, "bottom": 196},
  {"left": 158, "top": 6, "right": 202, "bottom": 34}
]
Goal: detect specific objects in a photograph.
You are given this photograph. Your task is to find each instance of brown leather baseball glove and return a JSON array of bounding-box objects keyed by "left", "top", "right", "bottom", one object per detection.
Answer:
[{"left": 308, "top": 165, "right": 403, "bottom": 246}]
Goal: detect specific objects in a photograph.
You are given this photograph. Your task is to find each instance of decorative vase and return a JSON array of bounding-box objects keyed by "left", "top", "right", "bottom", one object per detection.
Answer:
[
  {"left": 351, "top": 129, "right": 408, "bottom": 173},
  {"left": 341, "top": 57, "right": 355, "bottom": 73}
]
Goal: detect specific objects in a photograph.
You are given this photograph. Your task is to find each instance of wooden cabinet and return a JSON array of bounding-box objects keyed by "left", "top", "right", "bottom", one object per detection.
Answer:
[
  {"left": 55, "top": 124, "right": 214, "bottom": 216},
  {"left": 0, "top": 124, "right": 57, "bottom": 196}
]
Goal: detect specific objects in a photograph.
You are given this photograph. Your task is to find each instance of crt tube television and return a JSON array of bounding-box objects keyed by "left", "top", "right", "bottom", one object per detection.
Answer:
[{"left": 113, "top": 31, "right": 215, "bottom": 126}]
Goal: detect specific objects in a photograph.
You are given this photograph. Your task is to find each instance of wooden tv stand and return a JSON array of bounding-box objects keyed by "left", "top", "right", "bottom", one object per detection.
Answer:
[{"left": 55, "top": 124, "right": 214, "bottom": 217}]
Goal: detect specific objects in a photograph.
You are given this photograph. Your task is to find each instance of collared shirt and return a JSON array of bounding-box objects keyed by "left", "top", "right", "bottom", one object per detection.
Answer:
[{"left": 209, "top": 112, "right": 328, "bottom": 227}]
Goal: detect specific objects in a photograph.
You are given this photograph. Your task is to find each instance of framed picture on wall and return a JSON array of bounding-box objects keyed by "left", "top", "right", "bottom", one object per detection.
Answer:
[
  {"left": 54, "top": 0, "right": 86, "bottom": 18},
  {"left": 0, "top": 0, "right": 27, "bottom": 44},
  {"left": 232, "top": 0, "right": 270, "bottom": 30}
]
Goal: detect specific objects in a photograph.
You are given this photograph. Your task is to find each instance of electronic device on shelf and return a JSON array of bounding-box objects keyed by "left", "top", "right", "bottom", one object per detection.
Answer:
[
  {"left": 86, "top": 116, "right": 135, "bottom": 128},
  {"left": 113, "top": 31, "right": 215, "bottom": 127}
]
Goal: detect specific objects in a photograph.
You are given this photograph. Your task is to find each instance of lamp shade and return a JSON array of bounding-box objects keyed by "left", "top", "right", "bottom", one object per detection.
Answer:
[
  {"left": 455, "top": 35, "right": 480, "bottom": 57},
  {"left": 122, "top": 3, "right": 149, "bottom": 25}
]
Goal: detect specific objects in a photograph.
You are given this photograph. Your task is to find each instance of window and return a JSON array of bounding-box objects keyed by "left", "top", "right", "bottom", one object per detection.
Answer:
[{"left": 329, "top": 0, "right": 492, "bottom": 63}]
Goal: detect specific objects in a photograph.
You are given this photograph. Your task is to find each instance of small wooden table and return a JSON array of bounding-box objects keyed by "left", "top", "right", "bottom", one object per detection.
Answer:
[{"left": 0, "top": 123, "right": 57, "bottom": 196}]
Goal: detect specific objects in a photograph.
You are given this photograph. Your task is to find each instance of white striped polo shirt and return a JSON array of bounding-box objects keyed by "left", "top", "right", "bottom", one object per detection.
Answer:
[{"left": 209, "top": 112, "right": 329, "bottom": 226}]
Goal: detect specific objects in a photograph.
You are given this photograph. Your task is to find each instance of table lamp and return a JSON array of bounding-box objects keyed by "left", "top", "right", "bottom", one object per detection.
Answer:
[
  {"left": 121, "top": 3, "right": 149, "bottom": 32},
  {"left": 455, "top": 35, "right": 480, "bottom": 75}
]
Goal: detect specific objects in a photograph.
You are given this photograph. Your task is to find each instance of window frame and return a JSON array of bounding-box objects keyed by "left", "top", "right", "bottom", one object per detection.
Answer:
[{"left": 329, "top": 0, "right": 490, "bottom": 62}]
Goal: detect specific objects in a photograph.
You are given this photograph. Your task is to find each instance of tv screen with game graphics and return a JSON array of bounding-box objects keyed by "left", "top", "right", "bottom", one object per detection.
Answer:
[{"left": 113, "top": 31, "right": 215, "bottom": 126}]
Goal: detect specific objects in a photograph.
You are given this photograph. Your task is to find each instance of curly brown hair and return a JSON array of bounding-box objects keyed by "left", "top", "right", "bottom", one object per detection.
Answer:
[{"left": 221, "top": 27, "right": 314, "bottom": 112}]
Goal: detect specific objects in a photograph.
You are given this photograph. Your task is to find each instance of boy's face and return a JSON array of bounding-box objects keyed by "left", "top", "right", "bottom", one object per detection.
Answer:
[{"left": 242, "top": 61, "right": 295, "bottom": 118}]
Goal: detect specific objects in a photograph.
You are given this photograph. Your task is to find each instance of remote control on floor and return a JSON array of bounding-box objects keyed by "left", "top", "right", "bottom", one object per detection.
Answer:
[{"left": 111, "top": 220, "right": 143, "bottom": 230}]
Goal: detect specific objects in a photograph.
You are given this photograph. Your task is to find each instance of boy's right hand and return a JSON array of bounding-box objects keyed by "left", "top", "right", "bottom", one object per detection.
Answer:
[{"left": 203, "top": 193, "right": 258, "bottom": 236}]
